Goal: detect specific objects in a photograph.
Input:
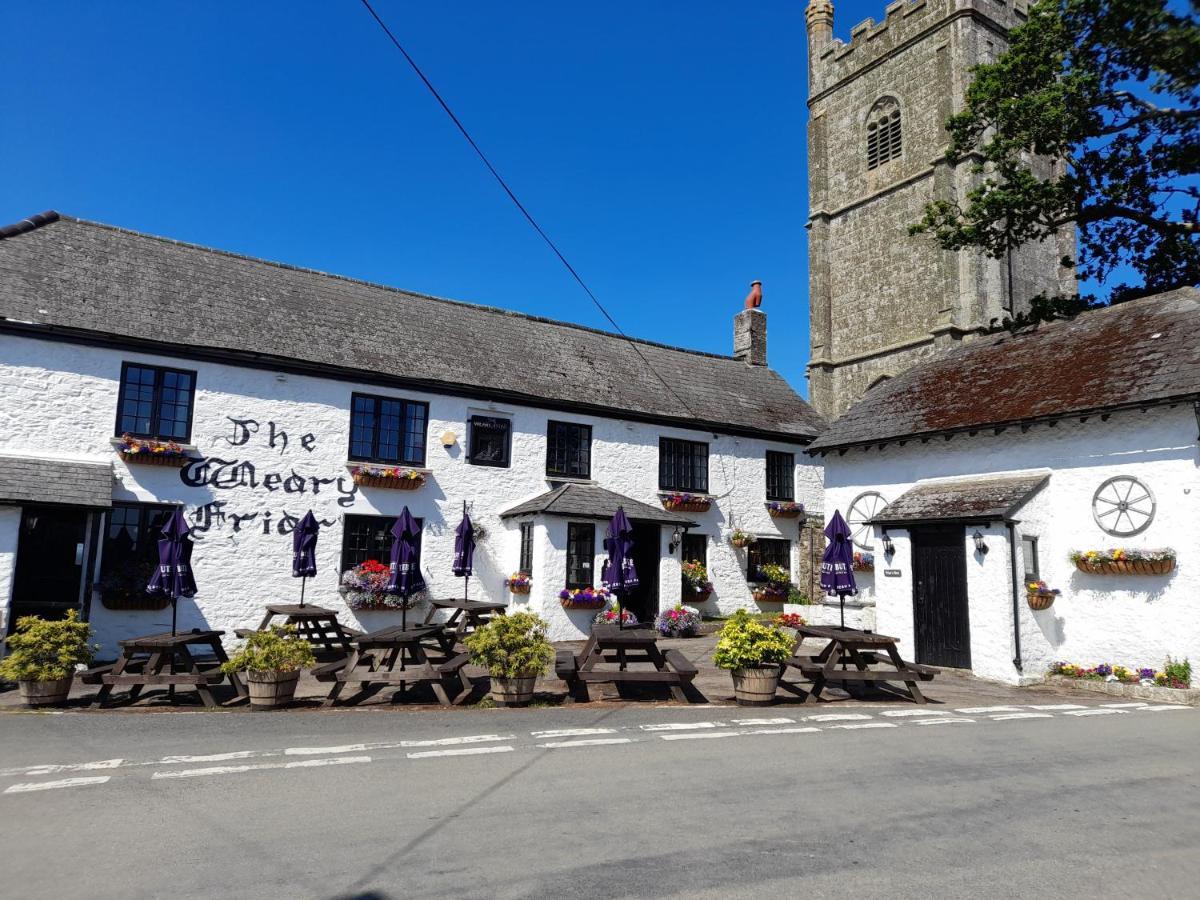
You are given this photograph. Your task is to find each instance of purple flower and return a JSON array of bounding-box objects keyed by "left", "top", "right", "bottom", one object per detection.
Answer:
[{"left": 1094, "top": 663, "right": 1113, "bottom": 676}]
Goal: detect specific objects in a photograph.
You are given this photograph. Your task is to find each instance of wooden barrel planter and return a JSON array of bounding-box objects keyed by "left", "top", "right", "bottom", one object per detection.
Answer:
[
  {"left": 1026, "top": 591, "right": 1056, "bottom": 611},
  {"left": 490, "top": 676, "right": 537, "bottom": 707},
  {"left": 117, "top": 450, "right": 192, "bottom": 467},
  {"left": 246, "top": 670, "right": 301, "bottom": 710},
  {"left": 18, "top": 676, "right": 74, "bottom": 708},
  {"left": 352, "top": 472, "right": 424, "bottom": 490},
  {"left": 1074, "top": 558, "right": 1175, "bottom": 576},
  {"left": 731, "top": 667, "right": 780, "bottom": 706}
]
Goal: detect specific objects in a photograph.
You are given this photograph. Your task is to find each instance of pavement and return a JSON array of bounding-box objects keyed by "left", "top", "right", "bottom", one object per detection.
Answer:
[{"left": 0, "top": 697, "right": 1196, "bottom": 899}]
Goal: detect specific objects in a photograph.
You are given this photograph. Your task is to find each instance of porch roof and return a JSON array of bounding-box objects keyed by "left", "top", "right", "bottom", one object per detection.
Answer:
[
  {"left": 870, "top": 473, "right": 1050, "bottom": 525},
  {"left": 499, "top": 483, "right": 698, "bottom": 527},
  {"left": 0, "top": 454, "right": 113, "bottom": 509}
]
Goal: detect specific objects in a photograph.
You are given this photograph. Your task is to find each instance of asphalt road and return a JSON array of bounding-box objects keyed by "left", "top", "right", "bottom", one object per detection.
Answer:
[{"left": 0, "top": 701, "right": 1196, "bottom": 900}]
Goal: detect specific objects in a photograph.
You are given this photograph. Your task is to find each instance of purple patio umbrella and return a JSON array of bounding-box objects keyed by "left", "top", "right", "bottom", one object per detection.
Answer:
[
  {"left": 821, "top": 510, "right": 858, "bottom": 629},
  {"left": 386, "top": 506, "right": 425, "bottom": 631},
  {"left": 292, "top": 510, "right": 320, "bottom": 608},
  {"left": 146, "top": 507, "right": 198, "bottom": 636},
  {"left": 452, "top": 503, "right": 476, "bottom": 602},
  {"left": 602, "top": 507, "right": 639, "bottom": 629}
]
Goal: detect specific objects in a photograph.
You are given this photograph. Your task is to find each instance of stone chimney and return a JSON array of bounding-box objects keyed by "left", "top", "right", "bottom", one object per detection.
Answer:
[{"left": 733, "top": 281, "right": 767, "bottom": 366}]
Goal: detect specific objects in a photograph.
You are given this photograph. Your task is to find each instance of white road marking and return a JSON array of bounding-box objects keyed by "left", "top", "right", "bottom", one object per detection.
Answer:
[
  {"left": 152, "top": 756, "right": 371, "bottom": 779},
  {"left": 956, "top": 706, "right": 1023, "bottom": 714},
  {"left": 660, "top": 731, "right": 742, "bottom": 741},
  {"left": 912, "top": 718, "right": 975, "bottom": 726},
  {"left": 284, "top": 744, "right": 370, "bottom": 756},
  {"left": 731, "top": 717, "right": 795, "bottom": 726},
  {"left": 1138, "top": 704, "right": 1191, "bottom": 712},
  {"left": 407, "top": 746, "right": 515, "bottom": 759},
  {"left": 159, "top": 751, "right": 266, "bottom": 764},
  {"left": 530, "top": 728, "right": 617, "bottom": 739},
  {"left": 829, "top": 722, "right": 897, "bottom": 730},
  {"left": 5, "top": 776, "right": 112, "bottom": 794},
  {"left": 1026, "top": 704, "right": 1087, "bottom": 711},
  {"left": 400, "top": 734, "right": 515, "bottom": 748},
  {"left": 806, "top": 713, "right": 872, "bottom": 722},
  {"left": 640, "top": 722, "right": 722, "bottom": 732},
  {"left": 743, "top": 727, "right": 821, "bottom": 736},
  {"left": 536, "top": 739, "right": 635, "bottom": 749},
  {"left": 1101, "top": 702, "right": 1149, "bottom": 708},
  {"left": 14, "top": 759, "right": 125, "bottom": 777},
  {"left": 1064, "top": 708, "right": 1125, "bottom": 717},
  {"left": 991, "top": 713, "right": 1053, "bottom": 721},
  {"left": 880, "top": 709, "right": 951, "bottom": 718}
]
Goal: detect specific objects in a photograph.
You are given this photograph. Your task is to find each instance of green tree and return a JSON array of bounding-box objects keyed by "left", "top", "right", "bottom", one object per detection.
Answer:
[{"left": 911, "top": 0, "right": 1200, "bottom": 319}]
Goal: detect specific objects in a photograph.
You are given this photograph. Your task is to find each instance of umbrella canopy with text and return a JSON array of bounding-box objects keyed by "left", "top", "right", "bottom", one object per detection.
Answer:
[
  {"left": 386, "top": 507, "right": 425, "bottom": 628},
  {"left": 821, "top": 510, "right": 858, "bottom": 628},
  {"left": 602, "top": 507, "right": 639, "bottom": 627}
]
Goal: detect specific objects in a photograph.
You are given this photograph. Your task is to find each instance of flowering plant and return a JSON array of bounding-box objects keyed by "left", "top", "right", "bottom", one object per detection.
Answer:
[
  {"left": 852, "top": 551, "right": 874, "bottom": 571},
  {"left": 117, "top": 433, "right": 189, "bottom": 458},
  {"left": 1070, "top": 548, "right": 1176, "bottom": 563},
  {"left": 766, "top": 501, "right": 804, "bottom": 517},
  {"left": 655, "top": 605, "right": 701, "bottom": 637},
  {"left": 594, "top": 605, "right": 639, "bottom": 626},
  {"left": 660, "top": 492, "right": 711, "bottom": 511},
  {"left": 1026, "top": 580, "right": 1060, "bottom": 595},
  {"left": 505, "top": 572, "right": 532, "bottom": 592},
  {"left": 754, "top": 563, "right": 791, "bottom": 587},
  {"left": 351, "top": 465, "right": 425, "bottom": 484},
  {"left": 730, "top": 529, "right": 756, "bottom": 548},
  {"left": 339, "top": 559, "right": 418, "bottom": 610},
  {"left": 681, "top": 560, "right": 714, "bottom": 597},
  {"left": 774, "top": 612, "right": 806, "bottom": 630},
  {"left": 1050, "top": 657, "right": 1191, "bottom": 688},
  {"left": 559, "top": 586, "right": 611, "bottom": 609}
]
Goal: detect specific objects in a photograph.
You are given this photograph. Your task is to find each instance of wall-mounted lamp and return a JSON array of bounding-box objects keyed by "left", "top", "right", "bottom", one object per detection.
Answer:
[
  {"left": 440, "top": 430, "right": 457, "bottom": 448},
  {"left": 881, "top": 531, "right": 895, "bottom": 557},
  {"left": 973, "top": 530, "right": 989, "bottom": 554},
  {"left": 669, "top": 526, "right": 683, "bottom": 554}
]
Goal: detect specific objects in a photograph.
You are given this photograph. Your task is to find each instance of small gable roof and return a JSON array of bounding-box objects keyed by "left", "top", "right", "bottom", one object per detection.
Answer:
[
  {"left": 870, "top": 473, "right": 1050, "bottom": 525},
  {"left": 500, "top": 483, "right": 697, "bottom": 526}
]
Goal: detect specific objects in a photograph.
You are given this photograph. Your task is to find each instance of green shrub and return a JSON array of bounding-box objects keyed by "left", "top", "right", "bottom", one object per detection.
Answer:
[
  {"left": 0, "top": 610, "right": 95, "bottom": 682},
  {"left": 465, "top": 611, "right": 554, "bottom": 679},
  {"left": 221, "top": 626, "right": 315, "bottom": 674},
  {"left": 1163, "top": 656, "right": 1191, "bottom": 688},
  {"left": 713, "top": 610, "right": 793, "bottom": 670},
  {"left": 787, "top": 587, "right": 812, "bottom": 604}
]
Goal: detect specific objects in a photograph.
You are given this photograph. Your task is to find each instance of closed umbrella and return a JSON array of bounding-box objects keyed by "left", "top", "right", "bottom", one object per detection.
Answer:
[
  {"left": 292, "top": 510, "right": 320, "bottom": 608},
  {"left": 146, "top": 507, "right": 198, "bottom": 636},
  {"left": 601, "top": 507, "right": 638, "bottom": 630},
  {"left": 452, "top": 503, "right": 476, "bottom": 602},
  {"left": 386, "top": 506, "right": 425, "bottom": 631},
  {"left": 820, "top": 510, "right": 858, "bottom": 629}
]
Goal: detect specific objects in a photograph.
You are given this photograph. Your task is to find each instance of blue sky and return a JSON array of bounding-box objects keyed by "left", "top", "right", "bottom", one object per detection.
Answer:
[{"left": 3, "top": 2, "right": 953, "bottom": 397}]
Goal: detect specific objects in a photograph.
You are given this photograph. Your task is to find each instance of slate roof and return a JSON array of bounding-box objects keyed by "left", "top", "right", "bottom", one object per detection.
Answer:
[
  {"left": 499, "top": 483, "right": 697, "bottom": 526},
  {"left": 810, "top": 287, "right": 1200, "bottom": 451},
  {"left": 0, "top": 454, "right": 113, "bottom": 509},
  {"left": 871, "top": 473, "right": 1050, "bottom": 525},
  {"left": 0, "top": 213, "right": 824, "bottom": 442}
]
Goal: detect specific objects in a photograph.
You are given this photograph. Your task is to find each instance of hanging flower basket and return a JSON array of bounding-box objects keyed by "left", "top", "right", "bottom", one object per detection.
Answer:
[
  {"left": 766, "top": 501, "right": 804, "bottom": 519},
  {"left": 506, "top": 573, "right": 532, "bottom": 594},
  {"left": 685, "top": 588, "right": 713, "bottom": 603},
  {"left": 752, "top": 585, "right": 789, "bottom": 603},
  {"left": 730, "top": 531, "right": 756, "bottom": 549},
  {"left": 116, "top": 434, "right": 193, "bottom": 467},
  {"left": 660, "top": 493, "right": 711, "bottom": 513},
  {"left": 852, "top": 552, "right": 874, "bottom": 572},
  {"left": 1070, "top": 549, "right": 1176, "bottom": 575},
  {"left": 350, "top": 465, "right": 426, "bottom": 490},
  {"left": 339, "top": 560, "right": 422, "bottom": 610},
  {"left": 559, "top": 587, "right": 611, "bottom": 611},
  {"left": 1026, "top": 591, "right": 1056, "bottom": 611}
]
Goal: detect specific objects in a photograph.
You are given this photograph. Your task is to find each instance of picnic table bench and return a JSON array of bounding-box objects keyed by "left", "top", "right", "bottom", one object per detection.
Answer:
[
  {"left": 91, "top": 629, "right": 247, "bottom": 708},
  {"left": 779, "top": 624, "right": 936, "bottom": 704},
  {"left": 234, "top": 603, "right": 362, "bottom": 658},
  {"left": 320, "top": 623, "right": 472, "bottom": 707},
  {"left": 556, "top": 624, "right": 703, "bottom": 703},
  {"left": 423, "top": 597, "right": 507, "bottom": 641}
]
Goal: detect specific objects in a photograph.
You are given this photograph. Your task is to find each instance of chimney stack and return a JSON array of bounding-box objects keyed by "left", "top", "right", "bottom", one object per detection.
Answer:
[{"left": 733, "top": 281, "right": 767, "bottom": 366}]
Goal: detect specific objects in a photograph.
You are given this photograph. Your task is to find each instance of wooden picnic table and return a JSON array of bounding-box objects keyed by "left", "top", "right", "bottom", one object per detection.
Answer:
[
  {"left": 778, "top": 624, "right": 936, "bottom": 704},
  {"left": 423, "top": 597, "right": 507, "bottom": 641},
  {"left": 555, "top": 623, "right": 702, "bottom": 703},
  {"left": 84, "top": 629, "right": 247, "bottom": 708},
  {"left": 235, "top": 603, "right": 361, "bottom": 658},
  {"left": 317, "top": 623, "right": 472, "bottom": 707}
]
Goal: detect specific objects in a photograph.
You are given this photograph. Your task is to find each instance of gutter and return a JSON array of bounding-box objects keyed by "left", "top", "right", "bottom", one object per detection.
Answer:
[{"left": 1007, "top": 521, "right": 1023, "bottom": 674}]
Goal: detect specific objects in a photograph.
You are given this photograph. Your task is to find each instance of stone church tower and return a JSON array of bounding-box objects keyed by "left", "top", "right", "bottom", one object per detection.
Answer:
[{"left": 804, "top": 0, "right": 1075, "bottom": 418}]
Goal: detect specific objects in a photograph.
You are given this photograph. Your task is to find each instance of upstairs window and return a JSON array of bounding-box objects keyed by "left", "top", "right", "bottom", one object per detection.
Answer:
[
  {"left": 468, "top": 415, "right": 511, "bottom": 468},
  {"left": 866, "top": 99, "right": 902, "bottom": 170},
  {"left": 349, "top": 393, "right": 428, "bottom": 466},
  {"left": 765, "top": 451, "right": 795, "bottom": 501},
  {"left": 547, "top": 421, "right": 592, "bottom": 479},
  {"left": 566, "top": 522, "right": 595, "bottom": 588},
  {"left": 659, "top": 438, "right": 709, "bottom": 493},
  {"left": 116, "top": 362, "right": 196, "bottom": 441}
]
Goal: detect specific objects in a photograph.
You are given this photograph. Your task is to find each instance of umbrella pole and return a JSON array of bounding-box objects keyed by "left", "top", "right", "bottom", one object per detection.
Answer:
[{"left": 299, "top": 575, "right": 307, "bottom": 609}]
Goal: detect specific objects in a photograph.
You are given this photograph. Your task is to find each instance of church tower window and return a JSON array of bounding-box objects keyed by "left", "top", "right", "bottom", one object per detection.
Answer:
[{"left": 866, "top": 99, "right": 902, "bottom": 170}]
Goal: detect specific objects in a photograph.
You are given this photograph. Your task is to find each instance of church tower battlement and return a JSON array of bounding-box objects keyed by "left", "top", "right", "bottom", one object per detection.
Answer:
[{"left": 805, "top": 0, "right": 1075, "bottom": 419}]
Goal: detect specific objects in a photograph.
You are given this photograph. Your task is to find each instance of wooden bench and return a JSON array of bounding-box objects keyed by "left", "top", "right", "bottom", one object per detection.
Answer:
[
  {"left": 79, "top": 664, "right": 117, "bottom": 685},
  {"left": 662, "top": 649, "right": 698, "bottom": 678},
  {"left": 311, "top": 658, "right": 350, "bottom": 682},
  {"left": 557, "top": 626, "right": 705, "bottom": 703}
]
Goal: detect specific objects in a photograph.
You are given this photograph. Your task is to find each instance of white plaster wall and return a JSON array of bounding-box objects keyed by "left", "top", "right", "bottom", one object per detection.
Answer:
[
  {"left": 0, "top": 334, "right": 821, "bottom": 649},
  {"left": 0, "top": 507, "right": 19, "bottom": 640},
  {"left": 823, "top": 407, "right": 1200, "bottom": 683}
]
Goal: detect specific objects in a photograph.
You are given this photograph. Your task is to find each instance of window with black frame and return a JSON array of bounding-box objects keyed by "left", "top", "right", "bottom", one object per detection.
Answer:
[
  {"left": 659, "top": 437, "right": 708, "bottom": 493},
  {"left": 566, "top": 522, "right": 595, "bottom": 588},
  {"left": 518, "top": 521, "right": 535, "bottom": 574},
  {"left": 681, "top": 532, "right": 707, "bottom": 566},
  {"left": 747, "top": 538, "right": 791, "bottom": 581},
  {"left": 1022, "top": 535, "right": 1040, "bottom": 583},
  {"left": 99, "top": 502, "right": 176, "bottom": 606},
  {"left": 765, "top": 451, "right": 795, "bottom": 501},
  {"left": 546, "top": 421, "right": 591, "bottom": 479},
  {"left": 115, "top": 363, "right": 196, "bottom": 441},
  {"left": 469, "top": 415, "right": 511, "bottom": 467},
  {"left": 340, "top": 514, "right": 423, "bottom": 572},
  {"left": 348, "top": 393, "right": 428, "bottom": 466}
]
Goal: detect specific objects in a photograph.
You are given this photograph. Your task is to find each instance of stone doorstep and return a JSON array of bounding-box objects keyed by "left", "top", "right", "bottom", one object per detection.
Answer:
[{"left": 1045, "top": 674, "right": 1200, "bottom": 707}]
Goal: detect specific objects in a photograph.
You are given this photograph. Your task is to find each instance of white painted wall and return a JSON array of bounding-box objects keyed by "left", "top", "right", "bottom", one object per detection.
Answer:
[
  {"left": 0, "top": 334, "right": 822, "bottom": 649},
  {"left": 0, "top": 507, "right": 19, "bottom": 640},
  {"left": 823, "top": 407, "right": 1200, "bottom": 683}
]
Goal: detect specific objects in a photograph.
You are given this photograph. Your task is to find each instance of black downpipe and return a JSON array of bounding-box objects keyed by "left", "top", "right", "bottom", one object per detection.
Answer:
[{"left": 1007, "top": 522, "right": 1023, "bottom": 674}]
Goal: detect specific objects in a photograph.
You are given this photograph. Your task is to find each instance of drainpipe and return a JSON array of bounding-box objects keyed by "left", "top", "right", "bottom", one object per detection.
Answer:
[{"left": 1006, "top": 521, "right": 1023, "bottom": 674}]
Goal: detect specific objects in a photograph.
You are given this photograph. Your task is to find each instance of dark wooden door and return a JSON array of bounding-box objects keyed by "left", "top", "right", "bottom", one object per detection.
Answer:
[
  {"left": 911, "top": 526, "right": 971, "bottom": 669},
  {"left": 9, "top": 506, "right": 89, "bottom": 632},
  {"left": 623, "top": 522, "right": 660, "bottom": 624}
]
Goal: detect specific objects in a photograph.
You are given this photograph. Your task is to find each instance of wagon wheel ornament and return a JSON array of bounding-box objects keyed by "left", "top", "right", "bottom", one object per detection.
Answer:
[
  {"left": 1092, "top": 476, "right": 1155, "bottom": 537},
  {"left": 846, "top": 491, "right": 888, "bottom": 550}
]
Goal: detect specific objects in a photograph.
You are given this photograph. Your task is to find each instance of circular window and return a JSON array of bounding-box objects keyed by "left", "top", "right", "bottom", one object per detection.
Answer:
[
  {"left": 846, "top": 491, "right": 888, "bottom": 550},
  {"left": 1092, "top": 476, "right": 1155, "bottom": 536}
]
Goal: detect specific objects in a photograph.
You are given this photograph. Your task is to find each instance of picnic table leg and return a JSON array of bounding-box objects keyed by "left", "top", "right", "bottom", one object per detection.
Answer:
[
  {"left": 256, "top": 609, "right": 275, "bottom": 631},
  {"left": 172, "top": 645, "right": 218, "bottom": 708},
  {"left": 324, "top": 649, "right": 364, "bottom": 707},
  {"left": 96, "top": 650, "right": 139, "bottom": 706},
  {"left": 209, "top": 637, "right": 248, "bottom": 701},
  {"left": 884, "top": 643, "right": 928, "bottom": 704}
]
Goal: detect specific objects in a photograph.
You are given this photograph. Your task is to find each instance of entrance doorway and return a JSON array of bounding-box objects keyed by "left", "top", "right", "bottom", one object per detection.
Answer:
[
  {"left": 9, "top": 506, "right": 90, "bottom": 633},
  {"left": 911, "top": 525, "right": 971, "bottom": 669},
  {"left": 622, "top": 522, "right": 661, "bottom": 624}
]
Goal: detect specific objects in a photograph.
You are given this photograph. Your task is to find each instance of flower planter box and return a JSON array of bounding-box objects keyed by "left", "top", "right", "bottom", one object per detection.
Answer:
[
  {"left": 662, "top": 500, "right": 711, "bottom": 513},
  {"left": 561, "top": 598, "right": 607, "bottom": 611},
  {"left": 1026, "top": 590, "right": 1056, "bottom": 611},
  {"left": 752, "top": 587, "right": 789, "bottom": 603},
  {"left": 766, "top": 504, "right": 803, "bottom": 519},
  {"left": 117, "top": 449, "right": 193, "bottom": 467},
  {"left": 508, "top": 584, "right": 531, "bottom": 595},
  {"left": 1074, "top": 558, "right": 1175, "bottom": 575},
  {"left": 351, "top": 471, "right": 425, "bottom": 490}
]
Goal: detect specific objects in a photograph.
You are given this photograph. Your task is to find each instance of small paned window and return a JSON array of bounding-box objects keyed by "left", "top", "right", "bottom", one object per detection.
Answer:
[
  {"left": 681, "top": 533, "right": 707, "bottom": 567},
  {"left": 547, "top": 421, "right": 592, "bottom": 479},
  {"left": 518, "top": 521, "right": 535, "bottom": 575},
  {"left": 566, "top": 522, "right": 595, "bottom": 589},
  {"left": 765, "top": 451, "right": 795, "bottom": 501},
  {"left": 468, "top": 415, "right": 511, "bottom": 468},
  {"left": 115, "top": 363, "right": 196, "bottom": 441},
  {"left": 659, "top": 438, "right": 709, "bottom": 493},
  {"left": 101, "top": 503, "right": 175, "bottom": 589},
  {"left": 867, "top": 109, "right": 902, "bottom": 170},
  {"left": 348, "top": 393, "right": 428, "bottom": 466},
  {"left": 747, "top": 538, "right": 791, "bottom": 581},
  {"left": 1022, "top": 535, "right": 1039, "bottom": 583},
  {"left": 340, "top": 514, "right": 423, "bottom": 572}
]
